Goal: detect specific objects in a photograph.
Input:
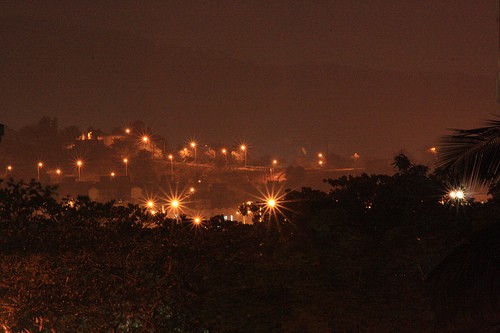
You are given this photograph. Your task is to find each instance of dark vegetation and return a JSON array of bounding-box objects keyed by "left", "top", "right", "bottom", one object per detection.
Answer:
[{"left": 1, "top": 156, "right": 499, "bottom": 332}]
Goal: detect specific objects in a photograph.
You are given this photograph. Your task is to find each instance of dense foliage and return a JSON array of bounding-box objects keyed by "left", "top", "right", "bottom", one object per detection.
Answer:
[{"left": 1, "top": 158, "right": 498, "bottom": 332}]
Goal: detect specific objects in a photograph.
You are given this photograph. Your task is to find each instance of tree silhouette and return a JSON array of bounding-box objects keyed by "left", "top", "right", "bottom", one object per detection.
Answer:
[
  {"left": 430, "top": 116, "right": 500, "bottom": 331},
  {"left": 438, "top": 116, "right": 500, "bottom": 187}
]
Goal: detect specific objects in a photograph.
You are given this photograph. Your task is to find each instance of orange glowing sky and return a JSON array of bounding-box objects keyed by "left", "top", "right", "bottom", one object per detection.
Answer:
[{"left": 1, "top": 1, "right": 498, "bottom": 161}]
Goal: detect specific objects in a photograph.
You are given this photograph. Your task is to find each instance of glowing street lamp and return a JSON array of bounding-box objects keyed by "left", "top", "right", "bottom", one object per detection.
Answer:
[
  {"left": 240, "top": 144, "right": 247, "bottom": 167},
  {"left": 110, "top": 171, "right": 116, "bottom": 179},
  {"left": 37, "top": 162, "right": 43, "bottom": 181},
  {"left": 76, "top": 160, "right": 83, "bottom": 181},
  {"left": 146, "top": 200, "right": 156, "bottom": 214},
  {"left": 221, "top": 148, "right": 228, "bottom": 165},
  {"left": 168, "top": 154, "right": 174, "bottom": 174},
  {"left": 125, "top": 128, "right": 131, "bottom": 135},
  {"left": 123, "top": 158, "right": 129, "bottom": 176},
  {"left": 5, "top": 165, "right": 13, "bottom": 175},
  {"left": 267, "top": 198, "right": 276, "bottom": 208},
  {"left": 171, "top": 199, "right": 180, "bottom": 223},
  {"left": 190, "top": 141, "right": 197, "bottom": 163},
  {"left": 270, "top": 159, "right": 278, "bottom": 180}
]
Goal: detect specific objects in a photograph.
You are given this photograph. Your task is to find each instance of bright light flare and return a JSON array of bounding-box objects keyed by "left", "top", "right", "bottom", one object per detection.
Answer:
[
  {"left": 188, "top": 213, "right": 207, "bottom": 230},
  {"left": 267, "top": 198, "right": 276, "bottom": 208},
  {"left": 254, "top": 184, "right": 292, "bottom": 222},
  {"left": 449, "top": 189, "right": 465, "bottom": 200},
  {"left": 139, "top": 194, "right": 160, "bottom": 215},
  {"left": 442, "top": 184, "right": 470, "bottom": 206}
]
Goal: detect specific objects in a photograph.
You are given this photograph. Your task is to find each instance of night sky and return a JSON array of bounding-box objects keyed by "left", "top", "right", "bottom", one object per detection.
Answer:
[{"left": 1, "top": 1, "right": 498, "bottom": 161}]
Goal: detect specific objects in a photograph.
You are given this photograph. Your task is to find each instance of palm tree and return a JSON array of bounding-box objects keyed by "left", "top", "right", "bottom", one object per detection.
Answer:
[
  {"left": 438, "top": 116, "right": 500, "bottom": 186},
  {"left": 427, "top": 116, "right": 500, "bottom": 331}
]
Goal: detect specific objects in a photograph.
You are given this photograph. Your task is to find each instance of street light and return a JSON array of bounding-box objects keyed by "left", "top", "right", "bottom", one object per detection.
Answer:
[
  {"left": 221, "top": 148, "right": 228, "bottom": 165},
  {"left": 146, "top": 200, "right": 156, "bottom": 214},
  {"left": 240, "top": 144, "right": 247, "bottom": 167},
  {"left": 76, "top": 160, "right": 83, "bottom": 181},
  {"left": 190, "top": 141, "right": 197, "bottom": 163},
  {"left": 271, "top": 159, "right": 278, "bottom": 180},
  {"left": 5, "top": 165, "right": 12, "bottom": 175},
  {"left": 267, "top": 198, "right": 276, "bottom": 208},
  {"left": 123, "top": 158, "right": 128, "bottom": 176},
  {"left": 37, "top": 162, "right": 43, "bottom": 181},
  {"left": 168, "top": 154, "right": 174, "bottom": 174},
  {"left": 171, "top": 199, "right": 180, "bottom": 223}
]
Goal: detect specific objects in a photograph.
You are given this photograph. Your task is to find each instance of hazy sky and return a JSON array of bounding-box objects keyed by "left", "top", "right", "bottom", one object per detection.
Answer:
[
  {"left": 2, "top": 1, "right": 496, "bottom": 73},
  {"left": 1, "top": 1, "right": 498, "bottom": 161}
]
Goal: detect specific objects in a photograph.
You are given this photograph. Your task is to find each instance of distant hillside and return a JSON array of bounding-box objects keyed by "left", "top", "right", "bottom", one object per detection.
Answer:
[{"left": 1, "top": 18, "right": 497, "bottom": 161}]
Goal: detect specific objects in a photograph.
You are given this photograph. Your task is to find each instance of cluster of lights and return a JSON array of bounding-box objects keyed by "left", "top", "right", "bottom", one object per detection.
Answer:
[
  {"left": 439, "top": 187, "right": 468, "bottom": 206},
  {"left": 449, "top": 189, "right": 465, "bottom": 200},
  {"left": 140, "top": 184, "right": 203, "bottom": 225},
  {"left": 318, "top": 153, "right": 325, "bottom": 167}
]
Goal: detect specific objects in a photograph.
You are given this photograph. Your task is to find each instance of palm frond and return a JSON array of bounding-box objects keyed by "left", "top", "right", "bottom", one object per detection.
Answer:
[{"left": 438, "top": 117, "right": 500, "bottom": 185}]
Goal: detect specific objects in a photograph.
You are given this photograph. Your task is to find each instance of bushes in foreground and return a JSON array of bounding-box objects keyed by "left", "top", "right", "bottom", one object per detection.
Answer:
[{"left": 0, "top": 176, "right": 497, "bottom": 332}]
